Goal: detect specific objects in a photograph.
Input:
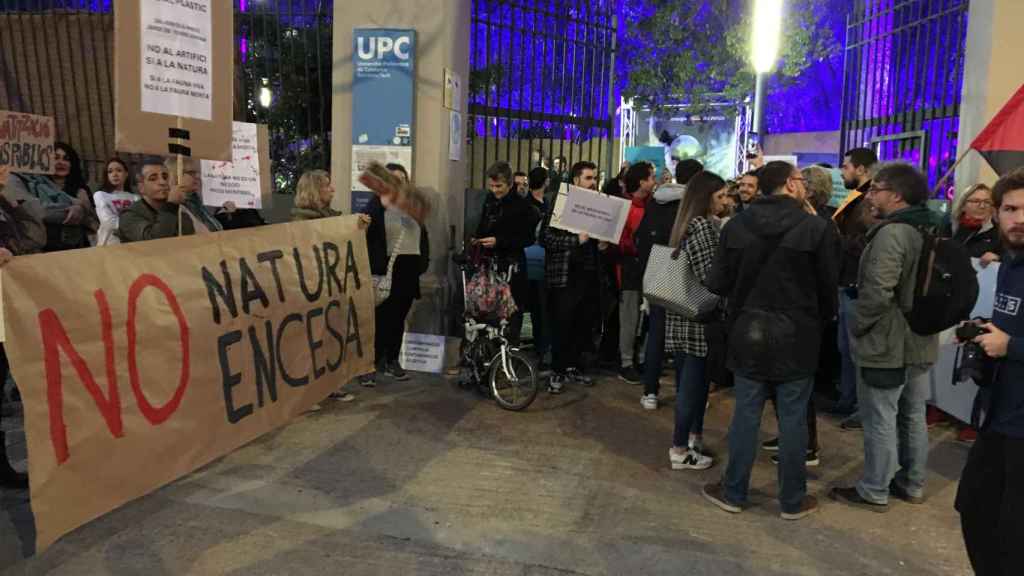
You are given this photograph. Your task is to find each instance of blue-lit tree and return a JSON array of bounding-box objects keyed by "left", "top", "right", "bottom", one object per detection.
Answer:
[{"left": 620, "top": 0, "right": 843, "bottom": 132}]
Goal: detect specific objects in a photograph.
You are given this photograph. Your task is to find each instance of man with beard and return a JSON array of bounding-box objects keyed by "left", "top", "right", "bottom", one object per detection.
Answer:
[
  {"left": 831, "top": 148, "right": 879, "bottom": 427},
  {"left": 829, "top": 163, "right": 938, "bottom": 513},
  {"left": 540, "top": 161, "right": 602, "bottom": 393},
  {"left": 956, "top": 168, "right": 1024, "bottom": 575}
]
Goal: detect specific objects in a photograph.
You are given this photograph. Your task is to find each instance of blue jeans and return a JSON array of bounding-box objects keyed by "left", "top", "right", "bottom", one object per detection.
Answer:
[
  {"left": 724, "top": 375, "right": 814, "bottom": 514},
  {"left": 672, "top": 353, "right": 707, "bottom": 447},
  {"left": 642, "top": 305, "right": 666, "bottom": 396},
  {"left": 856, "top": 366, "right": 930, "bottom": 505},
  {"left": 836, "top": 290, "right": 858, "bottom": 412}
]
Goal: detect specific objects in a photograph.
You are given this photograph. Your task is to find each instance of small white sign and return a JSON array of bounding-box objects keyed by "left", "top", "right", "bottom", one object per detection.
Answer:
[
  {"left": 140, "top": 0, "right": 213, "bottom": 121},
  {"left": 399, "top": 332, "right": 446, "bottom": 374},
  {"left": 351, "top": 145, "right": 412, "bottom": 192},
  {"left": 551, "top": 183, "right": 632, "bottom": 244},
  {"left": 449, "top": 111, "right": 462, "bottom": 162},
  {"left": 201, "top": 122, "right": 262, "bottom": 209}
]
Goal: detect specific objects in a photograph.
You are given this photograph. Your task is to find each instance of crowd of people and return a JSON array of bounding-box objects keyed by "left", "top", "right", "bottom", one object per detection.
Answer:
[
  {"left": 470, "top": 150, "right": 1022, "bottom": 572},
  {"left": 1, "top": 139, "right": 1022, "bottom": 573}
]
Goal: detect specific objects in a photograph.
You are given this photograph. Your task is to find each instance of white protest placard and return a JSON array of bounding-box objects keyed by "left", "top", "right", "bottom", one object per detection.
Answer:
[
  {"left": 140, "top": 0, "right": 213, "bottom": 121},
  {"left": 399, "top": 332, "right": 446, "bottom": 374},
  {"left": 351, "top": 145, "right": 412, "bottom": 192},
  {"left": 764, "top": 155, "right": 799, "bottom": 167},
  {"left": 551, "top": 183, "right": 632, "bottom": 244},
  {"left": 201, "top": 122, "right": 263, "bottom": 209}
]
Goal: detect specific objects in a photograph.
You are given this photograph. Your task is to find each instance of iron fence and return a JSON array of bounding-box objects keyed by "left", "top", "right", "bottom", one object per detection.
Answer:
[
  {"left": 468, "top": 0, "right": 617, "bottom": 189},
  {"left": 0, "top": 0, "right": 332, "bottom": 193},
  {"left": 839, "top": 0, "right": 969, "bottom": 195}
]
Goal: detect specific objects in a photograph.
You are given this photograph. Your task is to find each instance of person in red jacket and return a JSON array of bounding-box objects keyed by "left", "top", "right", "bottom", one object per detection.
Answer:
[{"left": 616, "top": 162, "right": 656, "bottom": 383}]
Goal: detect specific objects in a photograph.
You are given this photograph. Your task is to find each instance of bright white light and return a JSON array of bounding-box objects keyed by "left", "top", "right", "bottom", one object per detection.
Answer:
[
  {"left": 751, "top": 0, "right": 783, "bottom": 74},
  {"left": 259, "top": 87, "right": 272, "bottom": 108}
]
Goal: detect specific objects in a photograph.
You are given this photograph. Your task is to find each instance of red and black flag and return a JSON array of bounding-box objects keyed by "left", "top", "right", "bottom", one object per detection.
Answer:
[{"left": 971, "top": 84, "right": 1024, "bottom": 176}]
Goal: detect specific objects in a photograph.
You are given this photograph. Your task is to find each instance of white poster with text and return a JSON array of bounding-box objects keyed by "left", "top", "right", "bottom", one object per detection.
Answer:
[
  {"left": 201, "top": 122, "right": 262, "bottom": 209},
  {"left": 400, "top": 333, "right": 446, "bottom": 374},
  {"left": 140, "top": 0, "right": 213, "bottom": 121},
  {"left": 552, "top": 184, "right": 631, "bottom": 244}
]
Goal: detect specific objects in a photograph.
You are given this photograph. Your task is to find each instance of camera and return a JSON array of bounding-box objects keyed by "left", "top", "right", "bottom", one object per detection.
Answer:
[{"left": 954, "top": 321, "right": 995, "bottom": 387}]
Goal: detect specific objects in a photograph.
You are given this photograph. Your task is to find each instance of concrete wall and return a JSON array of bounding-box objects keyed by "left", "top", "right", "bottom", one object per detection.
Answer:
[
  {"left": 332, "top": 0, "right": 472, "bottom": 335},
  {"left": 956, "top": 0, "right": 1024, "bottom": 194}
]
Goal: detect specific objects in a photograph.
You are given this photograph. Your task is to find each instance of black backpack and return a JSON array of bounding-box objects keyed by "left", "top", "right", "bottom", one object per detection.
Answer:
[{"left": 877, "top": 222, "right": 978, "bottom": 335}]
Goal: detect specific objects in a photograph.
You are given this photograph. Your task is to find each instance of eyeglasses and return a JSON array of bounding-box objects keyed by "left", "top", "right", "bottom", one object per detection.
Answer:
[
  {"left": 866, "top": 186, "right": 893, "bottom": 195},
  {"left": 965, "top": 199, "right": 994, "bottom": 207}
]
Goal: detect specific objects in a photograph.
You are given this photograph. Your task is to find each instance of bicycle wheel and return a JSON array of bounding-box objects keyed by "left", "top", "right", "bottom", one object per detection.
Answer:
[{"left": 489, "top": 350, "right": 538, "bottom": 411}]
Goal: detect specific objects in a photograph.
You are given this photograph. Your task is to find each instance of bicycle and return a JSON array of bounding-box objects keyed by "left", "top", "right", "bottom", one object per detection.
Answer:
[{"left": 453, "top": 253, "right": 538, "bottom": 411}]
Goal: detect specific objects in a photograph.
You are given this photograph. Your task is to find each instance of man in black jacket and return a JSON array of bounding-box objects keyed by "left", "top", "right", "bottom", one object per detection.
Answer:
[
  {"left": 956, "top": 168, "right": 1024, "bottom": 575},
  {"left": 474, "top": 161, "right": 539, "bottom": 345},
  {"left": 702, "top": 161, "right": 838, "bottom": 521}
]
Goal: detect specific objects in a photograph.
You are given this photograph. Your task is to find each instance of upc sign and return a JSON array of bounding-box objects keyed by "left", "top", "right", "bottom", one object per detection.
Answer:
[{"left": 356, "top": 35, "right": 412, "bottom": 61}]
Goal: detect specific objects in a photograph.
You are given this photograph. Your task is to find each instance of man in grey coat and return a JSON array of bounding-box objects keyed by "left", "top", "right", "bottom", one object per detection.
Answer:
[{"left": 830, "top": 163, "right": 938, "bottom": 512}]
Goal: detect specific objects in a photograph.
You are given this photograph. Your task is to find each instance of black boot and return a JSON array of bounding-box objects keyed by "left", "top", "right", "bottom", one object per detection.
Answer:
[{"left": 0, "top": 430, "right": 28, "bottom": 490}]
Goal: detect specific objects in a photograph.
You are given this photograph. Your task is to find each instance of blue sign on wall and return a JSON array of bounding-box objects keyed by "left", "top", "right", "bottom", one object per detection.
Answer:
[{"left": 351, "top": 28, "right": 416, "bottom": 210}]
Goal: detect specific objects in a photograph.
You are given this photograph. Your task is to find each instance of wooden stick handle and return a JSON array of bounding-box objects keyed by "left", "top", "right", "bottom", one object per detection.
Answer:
[{"left": 933, "top": 149, "right": 973, "bottom": 198}]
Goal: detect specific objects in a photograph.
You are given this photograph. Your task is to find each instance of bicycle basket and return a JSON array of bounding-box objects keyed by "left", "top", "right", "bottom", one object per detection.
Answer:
[{"left": 465, "top": 266, "right": 517, "bottom": 321}]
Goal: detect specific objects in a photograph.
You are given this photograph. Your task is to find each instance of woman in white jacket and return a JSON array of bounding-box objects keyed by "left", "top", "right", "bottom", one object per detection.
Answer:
[{"left": 93, "top": 157, "right": 139, "bottom": 246}]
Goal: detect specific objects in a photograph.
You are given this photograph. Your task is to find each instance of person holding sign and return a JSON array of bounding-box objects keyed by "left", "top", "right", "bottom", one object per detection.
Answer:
[
  {"left": 94, "top": 157, "right": 140, "bottom": 246},
  {"left": 539, "top": 161, "right": 603, "bottom": 394},
  {"left": 291, "top": 169, "right": 370, "bottom": 403},
  {"left": 119, "top": 156, "right": 219, "bottom": 242},
  {"left": 3, "top": 142, "right": 97, "bottom": 251},
  {"left": 361, "top": 163, "right": 430, "bottom": 386}
]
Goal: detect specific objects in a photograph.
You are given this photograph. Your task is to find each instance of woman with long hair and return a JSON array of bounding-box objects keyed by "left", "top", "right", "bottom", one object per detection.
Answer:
[
  {"left": 665, "top": 170, "right": 728, "bottom": 471},
  {"left": 4, "top": 141, "right": 97, "bottom": 250},
  {"left": 94, "top": 157, "right": 139, "bottom": 246}
]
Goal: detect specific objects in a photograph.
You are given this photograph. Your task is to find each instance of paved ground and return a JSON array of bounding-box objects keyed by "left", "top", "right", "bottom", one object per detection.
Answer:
[{"left": 1, "top": 371, "right": 973, "bottom": 575}]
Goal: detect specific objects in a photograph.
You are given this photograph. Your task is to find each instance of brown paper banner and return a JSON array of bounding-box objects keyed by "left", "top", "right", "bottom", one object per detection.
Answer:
[
  {"left": 0, "top": 110, "right": 55, "bottom": 175},
  {"left": 2, "top": 216, "right": 375, "bottom": 552}
]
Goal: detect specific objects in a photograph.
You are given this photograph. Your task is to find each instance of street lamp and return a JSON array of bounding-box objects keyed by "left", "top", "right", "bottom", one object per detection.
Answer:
[{"left": 750, "top": 0, "right": 783, "bottom": 138}]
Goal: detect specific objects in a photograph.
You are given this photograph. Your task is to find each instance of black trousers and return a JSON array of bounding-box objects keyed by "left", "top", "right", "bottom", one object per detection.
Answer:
[
  {"left": 956, "top": 430, "right": 1024, "bottom": 576},
  {"left": 549, "top": 272, "right": 594, "bottom": 374},
  {"left": 374, "top": 256, "right": 420, "bottom": 365}
]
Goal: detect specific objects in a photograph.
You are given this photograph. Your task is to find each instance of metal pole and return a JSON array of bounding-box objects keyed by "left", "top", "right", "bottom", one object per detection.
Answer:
[{"left": 751, "top": 72, "right": 766, "bottom": 136}]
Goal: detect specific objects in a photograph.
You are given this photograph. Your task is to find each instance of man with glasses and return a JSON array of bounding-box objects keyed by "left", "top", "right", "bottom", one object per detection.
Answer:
[
  {"left": 702, "top": 161, "right": 838, "bottom": 521},
  {"left": 829, "top": 163, "right": 938, "bottom": 513}
]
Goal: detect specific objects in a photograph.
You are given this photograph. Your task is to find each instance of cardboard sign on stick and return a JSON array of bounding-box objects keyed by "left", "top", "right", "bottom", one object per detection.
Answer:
[
  {"left": 0, "top": 110, "right": 55, "bottom": 174},
  {"left": 3, "top": 217, "right": 375, "bottom": 552},
  {"left": 114, "top": 0, "right": 233, "bottom": 161}
]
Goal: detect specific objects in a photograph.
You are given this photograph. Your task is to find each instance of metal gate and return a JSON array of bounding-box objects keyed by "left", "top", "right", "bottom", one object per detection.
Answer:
[
  {"left": 0, "top": 0, "right": 332, "bottom": 193},
  {"left": 467, "top": 0, "right": 617, "bottom": 189},
  {"left": 839, "top": 0, "right": 969, "bottom": 195}
]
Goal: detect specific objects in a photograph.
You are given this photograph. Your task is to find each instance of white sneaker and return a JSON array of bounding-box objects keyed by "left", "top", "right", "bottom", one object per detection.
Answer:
[
  {"left": 669, "top": 448, "right": 713, "bottom": 470},
  {"left": 640, "top": 394, "right": 658, "bottom": 410}
]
